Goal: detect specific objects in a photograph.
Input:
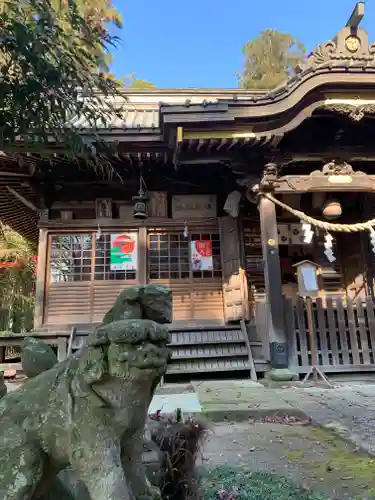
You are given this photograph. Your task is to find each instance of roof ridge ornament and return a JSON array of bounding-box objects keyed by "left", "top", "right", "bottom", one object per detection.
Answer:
[
  {"left": 308, "top": 2, "right": 375, "bottom": 68},
  {"left": 251, "top": 3, "right": 375, "bottom": 107},
  {"left": 346, "top": 1, "right": 364, "bottom": 29}
]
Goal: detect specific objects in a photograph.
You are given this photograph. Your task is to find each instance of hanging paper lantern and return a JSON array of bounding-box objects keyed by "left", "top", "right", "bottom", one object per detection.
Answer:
[{"left": 322, "top": 200, "right": 342, "bottom": 219}]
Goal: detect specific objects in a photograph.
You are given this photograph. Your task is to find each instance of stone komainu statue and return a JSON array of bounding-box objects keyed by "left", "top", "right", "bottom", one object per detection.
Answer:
[{"left": 0, "top": 284, "right": 172, "bottom": 500}]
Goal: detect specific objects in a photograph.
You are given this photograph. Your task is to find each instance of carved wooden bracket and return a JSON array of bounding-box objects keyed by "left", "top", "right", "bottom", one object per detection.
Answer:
[
  {"left": 324, "top": 103, "right": 375, "bottom": 121},
  {"left": 273, "top": 161, "right": 375, "bottom": 193},
  {"left": 259, "top": 163, "right": 280, "bottom": 192}
]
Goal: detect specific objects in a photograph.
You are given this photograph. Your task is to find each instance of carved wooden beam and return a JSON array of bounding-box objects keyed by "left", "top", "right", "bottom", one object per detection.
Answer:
[
  {"left": 273, "top": 175, "right": 375, "bottom": 193},
  {"left": 273, "top": 166, "right": 375, "bottom": 193},
  {"left": 270, "top": 150, "right": 375, "bottom": 164}
]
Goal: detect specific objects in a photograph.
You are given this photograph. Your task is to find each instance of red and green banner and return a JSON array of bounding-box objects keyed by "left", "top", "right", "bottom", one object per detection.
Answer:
[{"left": 110, "top": 233, "right": 137, "bottom": 271}]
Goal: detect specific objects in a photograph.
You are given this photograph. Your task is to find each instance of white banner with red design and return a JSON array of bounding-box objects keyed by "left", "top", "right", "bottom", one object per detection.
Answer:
[{"left": 191, "top": 240, "right": 213, "bottom": 271}]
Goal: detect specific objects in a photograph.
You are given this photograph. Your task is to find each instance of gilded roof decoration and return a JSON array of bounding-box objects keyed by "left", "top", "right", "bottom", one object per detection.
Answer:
[
  {"left": 308, "top": 27, "right": 375, "bottom": 68},
  {"left": 251, "top": 23, "right": 375, "bottom": 106}
]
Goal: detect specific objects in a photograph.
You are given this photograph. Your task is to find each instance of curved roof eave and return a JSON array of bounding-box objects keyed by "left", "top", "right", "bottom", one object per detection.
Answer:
[{"left": 161, "top": 24, "right": 375, "bottom": 135}]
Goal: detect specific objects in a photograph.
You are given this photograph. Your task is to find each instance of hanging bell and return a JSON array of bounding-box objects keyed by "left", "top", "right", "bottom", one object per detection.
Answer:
[{"left": 322, "top": 199, "right": 342, "bottom": 219}]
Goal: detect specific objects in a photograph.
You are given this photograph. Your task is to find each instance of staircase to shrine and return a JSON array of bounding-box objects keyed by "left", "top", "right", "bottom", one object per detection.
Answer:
[{"left": 0, "top": 322, "right": 269, "bottom": 379}]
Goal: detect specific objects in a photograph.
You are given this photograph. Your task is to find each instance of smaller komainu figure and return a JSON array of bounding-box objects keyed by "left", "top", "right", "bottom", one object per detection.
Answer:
[{"left": 0, "top": 284, "right": 172, "bottom": 500}]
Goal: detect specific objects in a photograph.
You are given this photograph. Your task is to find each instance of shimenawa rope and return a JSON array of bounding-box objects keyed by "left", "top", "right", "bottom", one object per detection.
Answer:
[{"left": 262, "top": 192, "right": 375, "bottom": 233}]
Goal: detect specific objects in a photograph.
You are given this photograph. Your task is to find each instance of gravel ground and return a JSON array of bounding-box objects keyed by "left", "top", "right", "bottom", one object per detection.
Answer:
[
  {"left": 200, "top": 422, "right": 375, "bottom": 500},
  {"left": 280, "top": 385, "right": 375, "bottom": 457},
  {"left": 4, "top": 379, "right": 375, "bottom": 499}
]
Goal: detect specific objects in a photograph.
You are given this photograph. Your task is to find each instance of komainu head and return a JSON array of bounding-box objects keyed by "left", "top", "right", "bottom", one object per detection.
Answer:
[
  {"left": 74, "top": 319, "right": 171, "bottom": 407},
  {"left": 71, "top": 285, "right": 173, "bottom": 406},
  {"left": 103, "top": 284, "right": 173, "bottom": 325}
]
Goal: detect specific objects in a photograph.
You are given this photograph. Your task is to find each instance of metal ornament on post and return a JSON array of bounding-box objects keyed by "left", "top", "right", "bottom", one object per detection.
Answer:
[
  {"left": 132, "top": 174, "right": 149, "bottom": 220},
  {"left": 293, "top": 260, "right": 332, "bottom": 388}
]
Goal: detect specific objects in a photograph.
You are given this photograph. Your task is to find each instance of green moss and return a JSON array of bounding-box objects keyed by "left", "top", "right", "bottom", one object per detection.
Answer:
[
  {"left": 307, "top": 427, "right": 340, "bottom": 444},
  {"left": 201, "top": 466, "right": 327, "bottom": 500},
  {"left": 282, "top": 426, "right": 375, "bottom": 488},
  {"left": 283, "top": 450, "right": 305, "bottom": 461},
  {"left": 366, "top": 488, "right": 375, "bottom": 499}
]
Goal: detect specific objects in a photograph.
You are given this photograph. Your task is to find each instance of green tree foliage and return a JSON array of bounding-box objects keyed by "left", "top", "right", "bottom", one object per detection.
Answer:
[
  {"left": 0, "top": 0, "right": 124, "bottom": 157},
  {"left": 54, "top": 0, "right": 122, "bottom": 71},
  {"left": 237, "top": 29, "right": 306, "bottom": 90},
  {"left": 56, "top": 0, "right": 122, "bottom": 27},
  {"left": 0, "top": 225, "right": 36, "bottom": 333},
  {"left": 0, "top": 0, "right": 124, "bottom": 328},
  {"left": 105, "top": 72, "right": 156, "bottom": 89},
  {"left": 1, "top": 0, "right": 122, "bottom": 70},
  {"left": 123, "top": 73, "right": 155, "bottom": 89}
]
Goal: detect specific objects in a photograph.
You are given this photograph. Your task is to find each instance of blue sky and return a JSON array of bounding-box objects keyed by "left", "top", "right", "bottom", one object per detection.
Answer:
[{"left": 110, "top": 0, "right": 374, "bottom": 88}]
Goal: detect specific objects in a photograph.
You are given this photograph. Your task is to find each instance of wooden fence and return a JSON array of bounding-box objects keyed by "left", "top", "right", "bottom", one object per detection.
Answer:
[
  {"left": 284, "top": 297, "right": 375, "bottom": 373},
  {"left": 255, "top": 297, "right": 375, "bottom": 373}
]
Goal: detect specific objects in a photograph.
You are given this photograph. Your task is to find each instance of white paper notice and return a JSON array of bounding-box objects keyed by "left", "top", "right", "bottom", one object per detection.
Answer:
[{"left": 301, "top": 266, "right": 319, "bottom": 292}]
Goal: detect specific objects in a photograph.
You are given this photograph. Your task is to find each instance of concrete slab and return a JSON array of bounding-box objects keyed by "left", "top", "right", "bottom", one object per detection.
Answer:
[
  {"left": 193, "top": 379, "right": 262, "bottom": 389},
  {"left": 5, "top": 381, "right": 22, "bottom": 392},
  {"left": 155, "top": 383, "right": 195, "bottom": 395},
  {"left": 193, "top": 380, "right": 296, "bottom": 418},
  {"left": 149, "top": 392, "right": 201, "bottom": 414}
]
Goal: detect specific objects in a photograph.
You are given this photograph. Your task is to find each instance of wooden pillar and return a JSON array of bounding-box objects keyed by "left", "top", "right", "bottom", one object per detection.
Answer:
[
  {"left": 259, "top": 194, "right": 288, "bottom": 369},
  {"left": 360, "top": 194, "right": 374, "bottom": 298},
  {"left": 138, "top": 226, "right": 148, "bottom": 285},
  {"left": 34, "top": 229, "right": 48, "bottom": 330}
]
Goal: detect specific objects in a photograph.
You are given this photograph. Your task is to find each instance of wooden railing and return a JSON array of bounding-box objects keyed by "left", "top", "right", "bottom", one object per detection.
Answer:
[
  {"left": 255, "top": 296, "right": 375, "bottom": 373},
  {"left": 285, "top": 296, "right": 375, "bottom": 373}
]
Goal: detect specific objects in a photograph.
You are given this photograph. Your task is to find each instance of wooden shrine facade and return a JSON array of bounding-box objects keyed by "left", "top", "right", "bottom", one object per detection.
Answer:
[{"left": 2, "top": 2, "right": 375, "bottom": 374}]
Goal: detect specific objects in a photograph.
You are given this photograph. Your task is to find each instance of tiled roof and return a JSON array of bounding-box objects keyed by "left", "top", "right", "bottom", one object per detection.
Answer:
[
  {"left": 71, "top": 106, "right": 160, "bottom": 130},
  {"left": 69, "top": 88, "right": 267, "bottom": 131}
]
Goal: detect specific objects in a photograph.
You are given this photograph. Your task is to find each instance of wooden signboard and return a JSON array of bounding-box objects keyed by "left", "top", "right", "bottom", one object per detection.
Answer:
[
  {"left": 39, "top": 209, "right": 49, "bottom": 222},
  {"left": 293, "top": 260, "right": 320, "bottom": 298},
  {"left": 148, "top": 191, "right": 168, "bottom": 218},
  {"left": 171, "top": 194, "right": 217, "bottom": 219},
  {"left": 96, "top": 199, "right": 112, "bottom": 219},
  {"left": 118, "top": 204, "right": 133, "bottom": 220},
  {"left": 60, "top": 210, "right": 73, "bottom": 221}
]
